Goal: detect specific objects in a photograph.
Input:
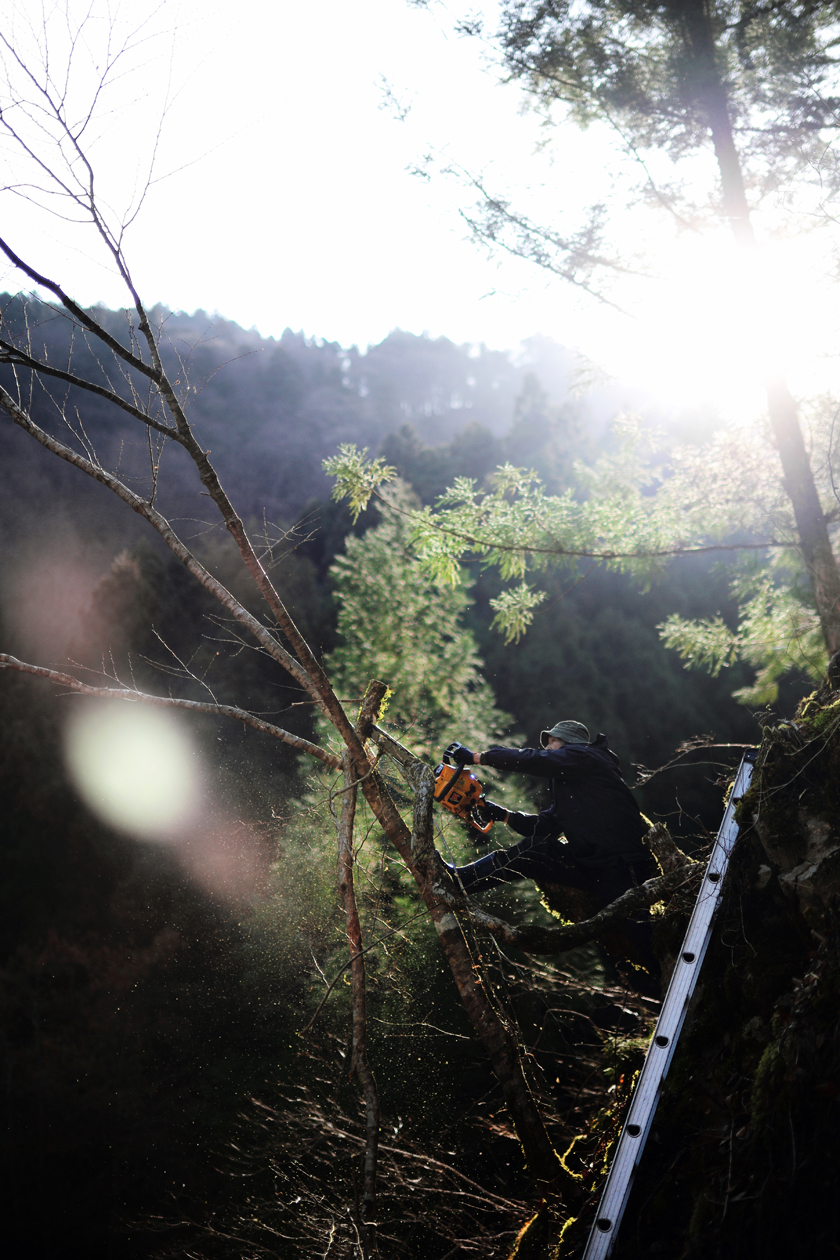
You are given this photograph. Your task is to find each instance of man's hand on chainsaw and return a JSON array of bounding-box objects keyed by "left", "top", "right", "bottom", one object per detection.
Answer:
[
  {"left": 446, "top": 742, "right": 476, "bottom": 766},
  {"left": 478, "top": 798, "right": 509, "bottom": 824}
]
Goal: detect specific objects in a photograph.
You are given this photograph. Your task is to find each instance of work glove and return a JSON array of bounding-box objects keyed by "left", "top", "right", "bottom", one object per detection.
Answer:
[
  {"left": 446, "top": 741, "right": 475, "bottom": 766},
  {"left": 478, "top": 798, "right": 508, "bottom": 824}
]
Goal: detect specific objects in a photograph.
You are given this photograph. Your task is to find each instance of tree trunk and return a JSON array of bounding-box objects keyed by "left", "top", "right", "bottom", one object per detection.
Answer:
[
  {"left": 357, "top": 705, "right": 564, "bottom": 1194},
  {"left": 681, "top": 0, "right": 840, "bottom": 653},
  {"left": 766, "top": 380, "right": 840, "bottom": 653},
  {"left": 361, "top": 776, "right": 563, "bottom": 1191},
  {"left": 679, "top": 0, "right": 754, "bottom": 246},
  {"left": 337, "top": 754, "right": 379, "bottom": 1255}
]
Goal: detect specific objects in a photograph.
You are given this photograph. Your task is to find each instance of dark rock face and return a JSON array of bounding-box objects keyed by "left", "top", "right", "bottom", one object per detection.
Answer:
[
  {"left": 606, "top": 688, "right": 840, "bottom": 1260},
  {"left": 750, "top": 699, "right": 840, "bottom": 927}
]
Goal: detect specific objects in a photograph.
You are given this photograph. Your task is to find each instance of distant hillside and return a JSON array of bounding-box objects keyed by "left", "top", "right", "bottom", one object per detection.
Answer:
[{"left": 0, "top": 299, "right": 588, "bottom": 531}]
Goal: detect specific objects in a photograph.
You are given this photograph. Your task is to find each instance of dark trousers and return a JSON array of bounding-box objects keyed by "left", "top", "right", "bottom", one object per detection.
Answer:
[{"left": 452, "top": 833, "right": 658, "bottom": 979}]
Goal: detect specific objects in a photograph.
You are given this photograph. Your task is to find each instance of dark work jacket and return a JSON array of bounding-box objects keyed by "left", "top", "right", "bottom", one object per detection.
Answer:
[{"left": 482, "top": 735, "right": 647, "bottom": 869}]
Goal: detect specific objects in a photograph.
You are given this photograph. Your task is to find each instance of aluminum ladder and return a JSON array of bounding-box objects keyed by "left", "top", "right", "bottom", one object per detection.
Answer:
[{"left": 582, "top": 749, "right": 756, "bottom": 1260}]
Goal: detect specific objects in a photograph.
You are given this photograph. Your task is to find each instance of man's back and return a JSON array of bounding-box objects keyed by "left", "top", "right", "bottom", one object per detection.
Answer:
[{"left": 482, "top": 735, "right": 646, "bottom": 867}]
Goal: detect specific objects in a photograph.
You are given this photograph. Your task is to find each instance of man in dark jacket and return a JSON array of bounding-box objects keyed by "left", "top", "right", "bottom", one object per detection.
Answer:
[{"left": 443, "top": 719, "right": 657, "bottom": 974}]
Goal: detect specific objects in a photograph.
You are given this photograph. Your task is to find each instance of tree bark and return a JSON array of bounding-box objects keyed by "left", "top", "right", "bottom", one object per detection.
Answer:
[
  {"left": 678, "top": 0, "right": 754, "bottom": 245},
  {"left": 680, "top": 0, "right": 840, "bottom": 653}
]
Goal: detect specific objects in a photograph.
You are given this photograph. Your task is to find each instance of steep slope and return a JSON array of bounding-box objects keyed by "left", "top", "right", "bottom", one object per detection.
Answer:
[{"left": 604, "top": 672, "right": 840, "bottom": 1259}]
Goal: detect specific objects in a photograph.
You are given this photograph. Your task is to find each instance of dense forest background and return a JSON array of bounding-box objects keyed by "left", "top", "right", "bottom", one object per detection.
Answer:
[{"left": 0, "top": 302, "right": 786, "bottom": 1257}]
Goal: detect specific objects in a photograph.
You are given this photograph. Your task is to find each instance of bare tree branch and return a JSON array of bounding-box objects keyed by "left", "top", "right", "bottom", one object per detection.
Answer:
[
  {"left": 0, "top": 654, "right": 342, "bottom": 767},
  {"left": 0, "top": 235, "right": 167, "bottom": 379},
  {"left": 0, "top": 237, "right": 351, "bottom": 717},
  {"left": 0, "top": 336, "right": 180, "bottom": 439},
  {"left": 632, "top": 739, "right": 756, "bottom": 786},
  {"left": 0, "top": 380, "right": 328, "bottom": 710},
  {"left": 0, "top": 39, "right": 574, "bottom": 1194}
]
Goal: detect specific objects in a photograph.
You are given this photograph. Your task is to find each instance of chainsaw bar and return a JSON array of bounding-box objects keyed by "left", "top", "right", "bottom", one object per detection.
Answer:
[{"left": 582, "top": 749, "right": 756, "bottom": 1260}]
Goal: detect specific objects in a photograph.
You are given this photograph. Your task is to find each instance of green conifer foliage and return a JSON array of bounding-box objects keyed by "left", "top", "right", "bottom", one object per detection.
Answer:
[{"left": 324, "top": 480, "right": 514, "bottom": 762}]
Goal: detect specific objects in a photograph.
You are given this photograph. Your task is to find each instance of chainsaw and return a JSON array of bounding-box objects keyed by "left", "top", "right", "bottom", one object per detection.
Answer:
[{"left": 432, "top": 743, "right": 494, "bottom": 835}]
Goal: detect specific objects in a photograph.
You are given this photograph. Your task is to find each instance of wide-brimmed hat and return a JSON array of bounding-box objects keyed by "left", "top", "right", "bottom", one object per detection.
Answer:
[{"left": 540, "top": 720, "right": 590, "bottom": 747}]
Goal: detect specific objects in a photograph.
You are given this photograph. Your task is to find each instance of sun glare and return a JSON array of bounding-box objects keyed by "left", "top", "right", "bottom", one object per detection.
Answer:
[
  {"left": 583, "top": 232, "right": 829, "bottom": 418},
  {"left": 64, "top": 703, "right": 201, "bottom": 842}
]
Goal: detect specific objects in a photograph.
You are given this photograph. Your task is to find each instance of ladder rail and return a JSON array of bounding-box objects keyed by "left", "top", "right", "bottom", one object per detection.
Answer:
[{"left": 581, "top": 750, "right": 756, "bottom": 1260}]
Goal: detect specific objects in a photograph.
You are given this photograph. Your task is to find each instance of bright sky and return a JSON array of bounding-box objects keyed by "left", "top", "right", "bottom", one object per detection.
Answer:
[{"left": 1, "top": 0, "right": 839, "bottom": 419}]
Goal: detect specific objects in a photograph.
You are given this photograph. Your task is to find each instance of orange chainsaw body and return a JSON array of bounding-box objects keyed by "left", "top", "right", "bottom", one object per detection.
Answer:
[{"left": 432, "top": 762, "right": 493, "bottom": 834}]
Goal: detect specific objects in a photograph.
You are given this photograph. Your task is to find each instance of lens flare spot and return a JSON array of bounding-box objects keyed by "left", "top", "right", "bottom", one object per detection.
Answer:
[{"left": 65, "top": 703, "right": 200, "bottom": 841}]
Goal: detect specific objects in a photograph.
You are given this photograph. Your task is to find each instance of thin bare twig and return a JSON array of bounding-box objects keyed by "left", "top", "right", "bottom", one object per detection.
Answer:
[{"left": 298, "top": 909, "right": 427, "bottom": 1037}]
